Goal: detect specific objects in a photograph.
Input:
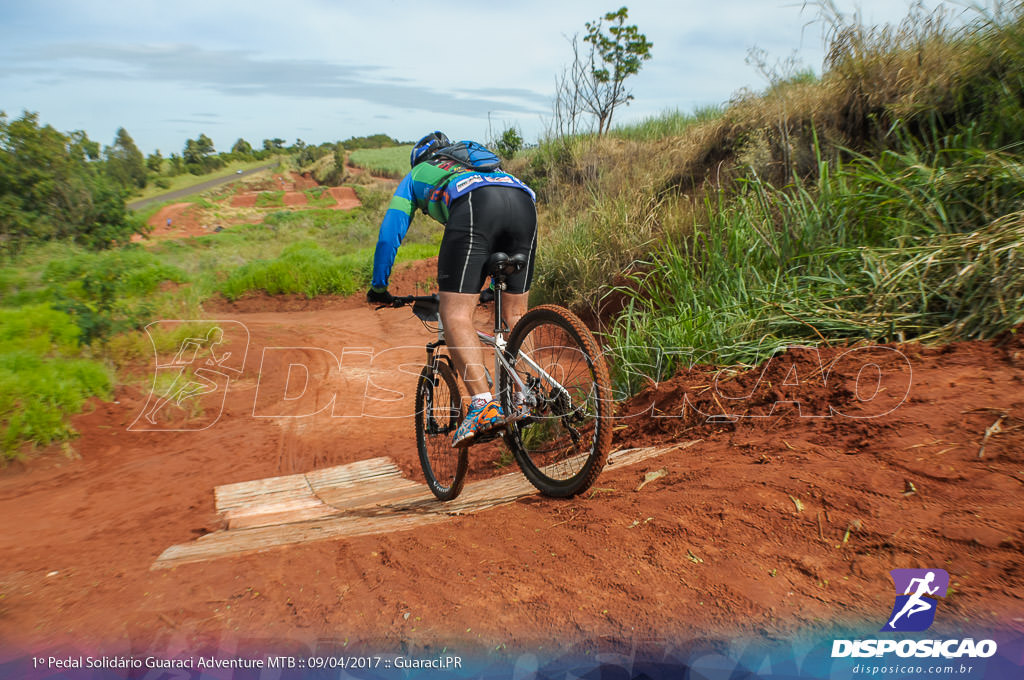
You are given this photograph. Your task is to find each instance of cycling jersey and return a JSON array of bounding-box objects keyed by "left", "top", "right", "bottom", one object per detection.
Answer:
[{"left": 370, "top": 159, "right": 535, "bottom": 289}]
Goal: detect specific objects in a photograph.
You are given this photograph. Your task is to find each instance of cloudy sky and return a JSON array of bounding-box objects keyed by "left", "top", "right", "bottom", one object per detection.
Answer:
[{"left": 1, "top": 0, "right": 956, "bottom": 156}]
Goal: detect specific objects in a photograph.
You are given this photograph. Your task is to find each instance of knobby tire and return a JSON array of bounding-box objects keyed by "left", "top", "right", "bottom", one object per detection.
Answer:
[
  {"left": 500, "top": 304, "right": 613, "bottom": 497},
  {"left": 415, "top": 359, "right": 468, "bottom": 501}
]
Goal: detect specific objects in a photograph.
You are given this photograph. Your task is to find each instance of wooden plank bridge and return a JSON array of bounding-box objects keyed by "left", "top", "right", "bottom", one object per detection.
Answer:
[{"left": 152, "top": 442, "right": 697, "bottom": 569}]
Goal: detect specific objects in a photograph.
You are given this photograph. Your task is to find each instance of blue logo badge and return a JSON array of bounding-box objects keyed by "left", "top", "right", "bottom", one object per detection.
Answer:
[{"left": 881, "top": 568, "right": 950, "bottom": 632}]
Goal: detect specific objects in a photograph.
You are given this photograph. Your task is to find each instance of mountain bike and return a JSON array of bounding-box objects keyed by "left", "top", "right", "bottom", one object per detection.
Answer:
[{"left": 380, "top": 252, "right": 613, "bottom": 501}]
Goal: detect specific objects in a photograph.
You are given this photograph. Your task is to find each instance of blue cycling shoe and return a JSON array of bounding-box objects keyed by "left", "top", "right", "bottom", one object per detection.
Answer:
[{"left": 452, "top": 398, "right": 505, "bottom": 448}]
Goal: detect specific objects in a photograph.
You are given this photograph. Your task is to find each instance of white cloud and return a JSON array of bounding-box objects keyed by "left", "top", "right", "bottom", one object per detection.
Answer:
[{"left": 0, "top": 0, "right": 964, "bottom": 153}]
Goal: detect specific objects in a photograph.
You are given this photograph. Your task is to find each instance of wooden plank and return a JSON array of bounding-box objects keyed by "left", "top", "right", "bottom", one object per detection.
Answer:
[
  {"left": 152, "top": 443, "right": 695, "bottom": 569},
  {"left": 155, "top": 513, "right": 452, "bottom": 568},
  {"left": 312, "top": 477, "right": 425, "bottom": 510},
  {"left": 215, "top": 473, "right": 312, "bottom": 513},
  {"left": 224, "top": 499, "right": 337, "bottom": 530},
  {"left": 215, "top": 458, "right": 414, "bottom": 529}
]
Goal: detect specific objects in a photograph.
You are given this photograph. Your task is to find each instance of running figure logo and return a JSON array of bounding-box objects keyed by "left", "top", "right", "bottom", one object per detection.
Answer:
[
  {"left": 881, "top": 568, "right": 950, "bottom": 632},
  {"left": 130, "top": 320, "right": 249, "bottom": 431}
]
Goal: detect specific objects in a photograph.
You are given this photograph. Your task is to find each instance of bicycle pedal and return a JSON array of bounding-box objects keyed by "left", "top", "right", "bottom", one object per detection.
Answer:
[{"left": 472, "top": 427, "right": 506, "bottom": 445}]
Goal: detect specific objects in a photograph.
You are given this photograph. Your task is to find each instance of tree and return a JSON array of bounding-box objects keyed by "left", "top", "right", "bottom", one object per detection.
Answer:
[
  {"left": 340, "top": 133, "right": 398, "bottom": 150},
  {"left": 262, "top": 138, "right": 286, "bottom": 152},
  {"left": 0, "top": 111, "right": 141, "bottom": 251},
  {"left": 68, "top": 130, "right": 100, "bottom": 162},
  {"left": 146, "top": 149, "right": 163, "bottom": 174},
  {"left": 552, "top": 35, "right": 590, "bottom": 137},
  {"left": 168, "top": 152, "right": 184, "bottom": 176},
  {"left": 105, "top": 127, "right": 147, "bottom": 190},
  {"left": 183, "top": 134, "right": 219, "bottom": 174},
  {"left": 554, "top": 6, "right": 653, "bottom": 136},
  {"left": 231, "top": 138, "right": 253, "bottom": 157},
  {"left": 494, "top": 126, "right": 524, "bottom": 159}
]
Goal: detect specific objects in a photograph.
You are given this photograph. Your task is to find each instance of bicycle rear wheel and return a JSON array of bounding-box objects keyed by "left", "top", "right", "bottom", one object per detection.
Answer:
[
  {"left": 415, "top": 359, "right": 468, "bottom": 501},
  {"left": 500, "top": 304, "right": 613, "bottom": 497}
]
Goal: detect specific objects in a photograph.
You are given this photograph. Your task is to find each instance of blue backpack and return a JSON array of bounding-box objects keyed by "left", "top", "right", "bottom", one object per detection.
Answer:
[{"left": 434, "top": 140, "right": 501, "bottom": 172}]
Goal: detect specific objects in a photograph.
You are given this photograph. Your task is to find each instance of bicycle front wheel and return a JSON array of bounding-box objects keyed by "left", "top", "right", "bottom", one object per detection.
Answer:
[
  {"left": 500, "top": 304, "right": 613, "bottom": 497},
  {"left": 415, "top": 359, "right": 468, "bottom": 501}
]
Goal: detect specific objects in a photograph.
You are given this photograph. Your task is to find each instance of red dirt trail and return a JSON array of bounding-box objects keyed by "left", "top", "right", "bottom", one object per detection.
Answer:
[
  {"left": 138, "top": 172, "right": 361, "bottom": 242},
  {"left": 1, "top": 259, "right": 1022, "bottom": 657}
]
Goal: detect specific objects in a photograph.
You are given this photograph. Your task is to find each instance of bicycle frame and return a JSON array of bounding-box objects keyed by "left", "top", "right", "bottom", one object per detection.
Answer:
[
  {"left": 388, "top": 277, "right": 613, "bottom": 499},
  {"left": 405, "top": 294, "right": 572, "bottom": 410}
]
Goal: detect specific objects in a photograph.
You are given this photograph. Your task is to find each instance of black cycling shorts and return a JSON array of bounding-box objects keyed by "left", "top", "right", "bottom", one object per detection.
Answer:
[{"left": 437, "top": 186, "right": 537, "bottom": 294}]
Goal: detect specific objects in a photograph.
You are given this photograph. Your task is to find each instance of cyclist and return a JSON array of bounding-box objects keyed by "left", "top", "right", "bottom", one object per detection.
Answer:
[{"left": 367, "top": 131, "right": 537, "bottom": 448}]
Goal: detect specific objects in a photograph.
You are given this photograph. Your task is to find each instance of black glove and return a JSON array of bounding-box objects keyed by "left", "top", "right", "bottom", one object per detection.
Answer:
[
  {"left": 478, "top": 286, "right": 495, "bottom": 304},
  {"left": 366, "top": 286, "right": 393, "bottom": 304}
]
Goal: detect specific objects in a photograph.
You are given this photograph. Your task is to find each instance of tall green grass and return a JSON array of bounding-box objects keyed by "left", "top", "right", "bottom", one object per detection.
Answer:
[
  {"left": 0, "top": 305, "right": 112, "bottom": 458},
  {"left": 611, "top": 105, "right": 725, "bottom": 141},
  {"left": 221, "top": 241, "right": 436, "bottom": 299},
  {"left": 515, "top": 1, "right": 1024, "bottom": 395},
  {"left": 608, "top": 136, "right": 1024, "bottom": 390}
]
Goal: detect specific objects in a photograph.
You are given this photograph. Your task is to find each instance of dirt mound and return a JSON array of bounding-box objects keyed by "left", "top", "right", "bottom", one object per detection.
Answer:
[
  {"left": 225, "top": 174, "right": 361, "bottom": 212},
  {"left": 202, "top": 259, "right": 439, "bottom": 315},
  {"left": 2, "top": 261, "right": 1022, "bottom": 654},
  {"left": 139, "top": 173, "right": 364, "bottom": 244},
  {"left": 229, "top": 192, "right": 257, "bottom": 207},
  {"left": 290, "top": 172, "right": 320, "bottom": 190},
  {"left": 329, "top": 186, "right": 360, "bottom": 210},
  {"left": 139, "top": 202, "right": 218, "bottom": 241}
]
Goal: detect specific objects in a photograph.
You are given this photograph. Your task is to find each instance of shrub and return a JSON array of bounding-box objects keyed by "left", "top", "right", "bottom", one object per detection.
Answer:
[
  {"left": 0, "top": 352, "right": 111, "bottom": 458},
  {"left": 221, "top": 240, "right": 436, "bottom": 300},
  {"left": 43, "top": 248, "right": 187, "bottom": 344},
  {"left": 255, "top": 190, "right": 285, "bottom": 207}
]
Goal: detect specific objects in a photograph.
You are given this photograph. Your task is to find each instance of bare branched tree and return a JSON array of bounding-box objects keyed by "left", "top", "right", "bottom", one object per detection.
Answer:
[
  {"left": 551, "top": 7, "right": 653, "bottom": 138},
  {"left": 552, "top": 34, "right": 592, "bottom": 138}
]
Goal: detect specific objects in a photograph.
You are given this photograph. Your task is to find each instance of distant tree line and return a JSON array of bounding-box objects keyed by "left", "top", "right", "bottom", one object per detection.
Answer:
[
  {"left": 154, "top": 134, "right": 285, "bottom": 184},
  {"left": 339, "top": 133, "right": 399, "bottom": 150},
  {"left": 0, "top": 109, "right": 407, "bottom": 253}
]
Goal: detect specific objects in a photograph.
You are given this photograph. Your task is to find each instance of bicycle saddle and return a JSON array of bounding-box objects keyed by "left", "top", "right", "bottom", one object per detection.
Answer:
[{"left": 488, "top": 252, "right": 529, "bottom": 277}]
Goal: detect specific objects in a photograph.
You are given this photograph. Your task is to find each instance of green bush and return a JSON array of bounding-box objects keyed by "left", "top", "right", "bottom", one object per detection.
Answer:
[
  {"left": 0, "top": 304, "right": 81, "bottom": 355},
  {"left": 0, "top": 304, "right": 112, "bottom": 458},
  {"left": 0, "top": 351, "right": 111, "bottom": 458},
  {"left": 43, "top": 248, "right": 187, "bottom": 344},
  {"left": 256, "top": 190, "right": 285, "bottom": 207},
  {"left": 221, "top": 240, "right": 436, "bottom": 299}
]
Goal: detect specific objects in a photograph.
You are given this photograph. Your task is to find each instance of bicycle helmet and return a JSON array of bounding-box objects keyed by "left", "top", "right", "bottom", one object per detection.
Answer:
[{"left": 410, "top": 131, "right": 450, "bottom": 168}]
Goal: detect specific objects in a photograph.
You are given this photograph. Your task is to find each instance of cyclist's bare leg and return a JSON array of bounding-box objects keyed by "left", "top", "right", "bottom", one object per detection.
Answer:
[
  {"left": 502, "top": 291, "right": 529, "bottom": 333},
  {"left": 439, "top": 292, "right": 489, "bottom": 396}
]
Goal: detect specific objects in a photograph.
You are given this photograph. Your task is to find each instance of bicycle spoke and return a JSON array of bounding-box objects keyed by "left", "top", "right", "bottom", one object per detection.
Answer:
[
  {"left": 415, "top": 361, "right": 467, "bottom": 500},
  {"left": 500, "top": 305, "right": 613, "bottom": 497}
]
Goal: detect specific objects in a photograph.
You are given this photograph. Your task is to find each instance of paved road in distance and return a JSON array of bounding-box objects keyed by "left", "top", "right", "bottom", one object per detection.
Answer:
[{"left": 127, "top": 163, "right": 275, "bottom": 211}]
